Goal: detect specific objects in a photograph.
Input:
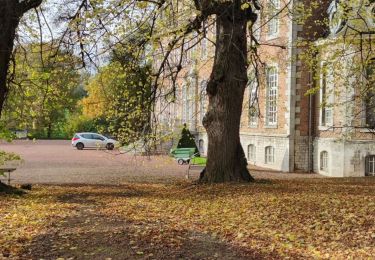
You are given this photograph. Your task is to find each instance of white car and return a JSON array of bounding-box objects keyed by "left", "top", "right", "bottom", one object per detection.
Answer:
[{"left": 71, "top": 132, "right": 118, "bottom": 150}]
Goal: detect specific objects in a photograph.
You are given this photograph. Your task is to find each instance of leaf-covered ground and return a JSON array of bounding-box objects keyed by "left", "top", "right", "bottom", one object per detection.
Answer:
[{"left": 1, "top": 178, "right": 375, "bottom": 259}]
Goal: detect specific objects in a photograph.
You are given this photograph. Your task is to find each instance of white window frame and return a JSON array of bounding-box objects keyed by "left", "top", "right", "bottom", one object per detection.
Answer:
[
  {"left": 182, "top": 84, "right": 187, "bottom": 123},
  {"left": 319, "top": 62, "right": 334, "bottom": 128},
  {"left": 200, "top": 80, "right": 207, "bottom": 124},
  {"left": 253, "top": 12, "right": 261, "bottom": 41},
  {"left": 187, "top": 83, "right": 195, "bottom": 124},
  {"left": 367, "top": 3, "right": 375, "bottom": 27},
  {"left": 267, "top": 0, "right": 280, "bottom": 39},
  {"left": 366, "top": 155, "right": 375, "bottom": 176},
  {"left": 266, "top": 66, "right": 278, "bottom": 126},
  {"left": 248, "top": 76, "right": 259, "bottom": 127},
  {"left": 201, "top": 37, "right": 208, "bottom": 59},
  {"left": 247, "top": 144, "right": 256, "bottom": 162},
  {"left": 198, "top": 139, "right": 205, "bottom": 155},
  {"left": 320, "top": 151, "right": 328, "bottom": 172},
  {"left": 185, "top": 41, "right": 191, "bottom": 63},
  {"left": 265, "top": 146, "right": 275, "bottom": 164}
]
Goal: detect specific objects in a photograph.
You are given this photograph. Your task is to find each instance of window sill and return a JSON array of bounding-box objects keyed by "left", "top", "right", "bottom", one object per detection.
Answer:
[
  {"left": 359, "top": 128, "right": 375, "bottom": 133},
  {"left": 264, "top": 124, "right": 278, "bottom": 129},
  {"left": 247, "top": 161, "right": 256, "bottom": 164},
  {"left": 266, "top": 34, "right": 279, "bottom": 41},
  {"left": 318, "top": 125, "right": 333, "bottom": 131},
  {"left": 248, "top": 124, "right": 258, "bottom": 128}
]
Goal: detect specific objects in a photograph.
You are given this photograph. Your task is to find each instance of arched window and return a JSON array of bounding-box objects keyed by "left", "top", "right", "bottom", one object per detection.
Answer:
[
  {"left": 247, "top": 144, "right": 256, "bottom": 162},
  {"left": 366, "top": 155, "right": 375, "bottom": 176},
  {"left": 265, "top": 146, "right": 275, "bottom": 164},
  {"left": 320, "top": 151, "right": 328, "bottom": 171}
]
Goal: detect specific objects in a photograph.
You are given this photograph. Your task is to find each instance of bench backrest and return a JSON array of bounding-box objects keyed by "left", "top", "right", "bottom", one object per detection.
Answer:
[{"left": 170, "top": 148, "right": 196, "bottom": 158}]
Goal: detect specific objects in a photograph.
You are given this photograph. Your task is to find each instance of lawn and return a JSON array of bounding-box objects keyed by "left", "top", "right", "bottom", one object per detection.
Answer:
[
  {"left": 190, "top": 156, "right": 207, "bottom": 165},
  {"left": 1, "top": 178, "right": 374, "bottom": 259}
]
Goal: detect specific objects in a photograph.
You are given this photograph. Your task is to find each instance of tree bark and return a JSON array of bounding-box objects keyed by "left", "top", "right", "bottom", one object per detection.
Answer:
[
  {"left": 0, "top": 0, "right": 43, "bottom": 117},
  {"left": 47, "top": 122, "right": 52, "bottom": 139},
  {"left": 200, "top": 8, "right": 254, "bottom": 183}
]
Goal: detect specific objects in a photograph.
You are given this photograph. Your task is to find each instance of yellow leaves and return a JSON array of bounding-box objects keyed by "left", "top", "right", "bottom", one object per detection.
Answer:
[
  {"left": 0, "top": 187, "right": 75, "bottom": 257},
  {"left": 241, "top": 3, "right": 250, "bottom": 10}
]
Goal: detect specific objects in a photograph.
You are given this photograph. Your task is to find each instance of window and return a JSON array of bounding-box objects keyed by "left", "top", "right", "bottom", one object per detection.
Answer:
[
  {"left": 253, "top": 12, "right": 261, "bottom": 40},
  {"left": 369, "top": 4, "right": 375, "bottom": 27},
  {"left": 201, "top": 37, "right": 208, "bottom": 59},
  {"left": 200, "top": 80, "right": 207, "bottom": 123},
  {"left": 185, "top": 41, "right": 191, "bottom": 63},
  {"left": 198, "top": 139, "right": 205, "bottom": 155},
  {"left": 182, "top": 84, "right": 187, "bottom": 123},
  {"left": 92, "top": 134, "right": 105, "bottom": 141},
  {"left": 187, "top": 83, "right": 196, "bottom": 124},
  {"left": 82, "top": 134, "right": 93, "bottom": 139},
  {"left": 266, "top": 67, "right": 278, "bottom": 126},
  {"left": 247, "top": 144, "right": 256, "bottom": 162},
  {"left": 364, "top": 59, "right": 375, "bottom": 128},
  {"left": 248, "top": 76, "right": 259, "bottom": 127},
  {"left": 320, "top": 151, "right": 328, "bottom": 171},
  {"left": 320, "top": 63, "right": 333, "bottom": 127},
  {"left": 366, "top": 155, "right": 375, "bottom": 176},
  {"left": 267, "top": 0, "right": 280, "bottom": 37},
  {"left": 265, "top": 146, "right": 275, "bottom": 164}
]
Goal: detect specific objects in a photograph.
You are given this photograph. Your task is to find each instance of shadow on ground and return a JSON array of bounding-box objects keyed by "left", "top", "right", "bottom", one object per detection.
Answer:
[{"left": 21, "top": 185, "right": 280, "bottom": 260}]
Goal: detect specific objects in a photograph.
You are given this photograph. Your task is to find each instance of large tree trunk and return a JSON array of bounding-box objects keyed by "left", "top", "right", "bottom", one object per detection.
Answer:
[
  {"left": 200, "top": 10, "right": 254, "bottom": 183},
  {"left": 0, "top": 1, "right": 20, "bottom": 117},
  {"left": 0, "top": 0, "right": 43, "bottom": 117}
]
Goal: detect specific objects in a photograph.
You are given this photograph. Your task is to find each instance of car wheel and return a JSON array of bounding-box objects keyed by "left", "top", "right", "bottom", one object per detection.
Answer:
[
  {"left": 106, "top": 143, "right": 114, "bottom": 150},
  {"left": 178, "top": 159, "right": 184, "bottom": 165},
  {"left": 76, "top": 143, "right": 84, "bottom": 150}
]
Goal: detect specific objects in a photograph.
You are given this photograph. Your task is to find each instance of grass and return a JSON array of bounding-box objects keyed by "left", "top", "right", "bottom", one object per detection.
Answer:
[
  {"left": 190, "top": 156, "right": 207, "bottom": 165},
  {"left": 1, "top": 178, "right": 374, "bottom": 259}
]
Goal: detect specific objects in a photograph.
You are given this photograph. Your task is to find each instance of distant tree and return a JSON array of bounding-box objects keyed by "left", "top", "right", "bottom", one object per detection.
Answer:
[
  {"left": 2, "top": 43, "right": 82, "bottom": 138},
  {"left": 0, "top": 0, "right": 43, "bottom": 116},
  {"left": 177, "top": 124, "right": 200, "bottom": 156},
  {"left": 81, "top": 42, "right": 152, "bottom": 145}
]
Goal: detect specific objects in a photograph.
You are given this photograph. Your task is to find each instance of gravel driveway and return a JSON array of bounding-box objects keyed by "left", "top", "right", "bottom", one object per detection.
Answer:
[
  {"left": 1, "top": 140, "right": 323, "bottom": 185},
  {"left": 1, "top": 140, "right": 192, "bottom": 185}
]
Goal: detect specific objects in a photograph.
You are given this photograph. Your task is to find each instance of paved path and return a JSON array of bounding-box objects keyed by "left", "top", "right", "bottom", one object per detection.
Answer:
[{"left": 0, "top": 140, "right": 323, "bottom": 185}]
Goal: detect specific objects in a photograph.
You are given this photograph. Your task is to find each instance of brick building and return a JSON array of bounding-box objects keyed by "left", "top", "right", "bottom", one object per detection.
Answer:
[{"left": 155, "top": 0, "right": 375, "bottom": 177}]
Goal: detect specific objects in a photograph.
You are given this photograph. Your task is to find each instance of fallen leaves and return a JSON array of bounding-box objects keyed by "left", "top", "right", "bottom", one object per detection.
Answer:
[{"left": 0, "top": 178, "right": 374, "bottom": 259}]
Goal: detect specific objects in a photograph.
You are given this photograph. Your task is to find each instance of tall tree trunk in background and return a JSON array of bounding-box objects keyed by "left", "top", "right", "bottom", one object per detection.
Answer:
[
  {"left": 200, "top": 2, "right": 255, "bottom": 183},
  {"left": 0, "top": 0, "right": 43, "bottom": 117},
  {"left": 47, "top": 122, "right": 52, "bottom": 139}
]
